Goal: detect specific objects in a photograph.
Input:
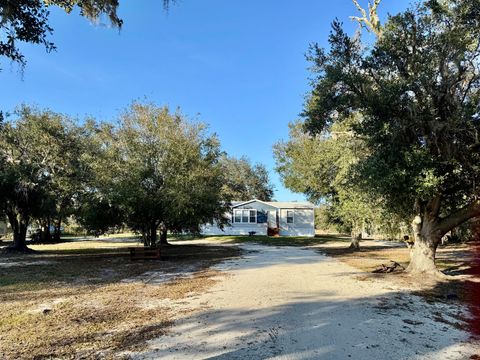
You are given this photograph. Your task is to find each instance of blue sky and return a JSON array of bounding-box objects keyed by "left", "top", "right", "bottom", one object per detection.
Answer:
[{"left": 0, "top": 0, "right": 408, "bottom": 201}]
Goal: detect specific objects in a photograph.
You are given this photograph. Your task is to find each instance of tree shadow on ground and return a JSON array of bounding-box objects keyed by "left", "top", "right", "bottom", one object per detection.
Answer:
[
  {"left": 139, "top": 285, "right": 479, "bottom": 360},
  {"left": 135, "top": 241, "right": 480, "bottom": 360}
]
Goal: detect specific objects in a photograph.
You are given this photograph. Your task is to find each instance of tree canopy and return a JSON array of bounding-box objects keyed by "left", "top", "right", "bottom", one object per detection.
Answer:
[
  {"left": 301, "top": 0, "right": 480, "bottom": 274},
  {"left": 220, "top": 156, "right": 275, "bottom": 202},
  {"left": 77, "top": 103, "right": 230, "bottom": 246},
  {"left": 0, "top": 106, "right": 92, "bottom": 250},
  {"left": 1, "top": 102, "right": 272, "bottom": 251},
  {"left": 274, "top": 115, "right": 390, "bottom": 249}
]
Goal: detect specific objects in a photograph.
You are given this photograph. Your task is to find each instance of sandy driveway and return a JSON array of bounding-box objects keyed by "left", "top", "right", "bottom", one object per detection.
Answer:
[{"left": 134, "top": 243, "right": 478, "bottom": 360}]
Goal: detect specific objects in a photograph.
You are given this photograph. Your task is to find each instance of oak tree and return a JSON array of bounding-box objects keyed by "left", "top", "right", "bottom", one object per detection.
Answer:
[
  {"left": 303, "top": 0, "right": 480, "bottom": 275},
  {"left": 93, "top": 103, "right": 228, "bottom": 246}
]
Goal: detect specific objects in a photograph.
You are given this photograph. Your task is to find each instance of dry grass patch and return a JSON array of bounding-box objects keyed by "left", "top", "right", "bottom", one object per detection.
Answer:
[
  {"left": 313, "top": 239, "right": 480, "bottom": 307},
  {"left": 0, "top": 242, "right": 241, "bottom": 359},
  {"left": 317, "top": 241, "right": 411, "bottom": 273},
  {"left": 312, "top": 238, "right": 475, "bottom": 275}
]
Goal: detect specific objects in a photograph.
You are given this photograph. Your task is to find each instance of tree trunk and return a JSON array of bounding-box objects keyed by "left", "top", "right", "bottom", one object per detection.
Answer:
[
  {"left": 159, "top": 228, "right": 169, "bottom": 246},
  {"left": 406, "top": 214, "right": 443, "bottom": 276},
  {"left": 46, "top": 216, "right": 52, "bottom": 242},
  {"left": 6, "top": 211, "right": 31, "bottom": 252},
  {"left": 53, "top": 218, "right": 62, "bottom": 242},
  {"left": 147, "top": 223, "right": 158, "bottom": 247},
  {"left": 349, "top": 232, "right": 361, "bottom": 250},
  {"left": 349, "top": 221, "right": 361, "bottom": 250},
  {"left": 403, "top": 197, "right": 480, "bottom": 276},
  {"left": 407, "top": 236, "right": 439, "bottom": 274},
  {"left": 40, "top": 217, "right": 51, "bottom": 243}
]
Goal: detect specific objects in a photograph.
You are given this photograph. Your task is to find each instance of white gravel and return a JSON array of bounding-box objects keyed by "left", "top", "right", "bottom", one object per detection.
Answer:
[
  {"left": 134, "top": 243, "right": 479, "bottom": 360},
  {"left": 122, "top": 264, "right": 199, "bottom": 285}
]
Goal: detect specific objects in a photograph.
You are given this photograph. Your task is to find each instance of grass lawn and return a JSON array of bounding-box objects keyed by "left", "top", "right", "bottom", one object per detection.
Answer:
[
  {"left": 0, "top": 239, "right": 242, "bottom": 359},
  {"left": 201, "top": 233, "right": 350, "bottom": 247}
]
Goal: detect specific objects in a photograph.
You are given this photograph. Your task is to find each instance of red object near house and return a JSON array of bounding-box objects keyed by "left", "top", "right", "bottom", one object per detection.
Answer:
[{"left": 267, "top": 227, "right": 279, "bottom": 237}]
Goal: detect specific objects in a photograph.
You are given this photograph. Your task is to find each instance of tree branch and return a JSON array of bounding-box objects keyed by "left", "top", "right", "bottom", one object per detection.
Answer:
[
  {"left": 351, "top": 0, "right": 368, "bottom": 19},
  {"left": 437, "top": 200, "right": 480, "bottom": 235},
  {"left": 350, "top": 0, "right": 382, "bottom": 37},
  {"left": 426, "top": 195, "right": 442, "bottom": 219}
]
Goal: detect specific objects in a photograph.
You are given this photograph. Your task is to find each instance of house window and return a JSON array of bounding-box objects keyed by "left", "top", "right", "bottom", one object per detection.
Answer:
[
  {"left": 286, "top": 210, "right": 294, "bottom": 224},
  {"left": 249, "top": 210, "right": 256, "bottom": 223},
  {"left": 234, "top": 211, "right": 241, "bottom": 223},
  {"left": 233, "top": 209, "right": 257, "bottom": 223}
]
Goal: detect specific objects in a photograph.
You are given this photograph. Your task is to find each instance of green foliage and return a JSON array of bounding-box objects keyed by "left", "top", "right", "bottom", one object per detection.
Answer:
[
  {"left": 87, "top": 102, "right": 229, "bottom": 245},
  {"left": 303, "top": 0, "right": 480, "bottom": 232},
  {"left": 314, "top": 205, "right": 349, "bottom": 233},
  {"left": 1, "top": 101, "right": 273, "bottom": 248},
  {"left": 77, "top": 198, "right": 123, "bottom": 235},
  {"left": 0, "top": 0, "right": 175, "bottom": 69},
  {"left": 0, "top": 0, "right": 115, "bottom": 69},
  {"left": 0, "top": 105, "right": 93, "bottom": 247},
  {"left": 220, "top": 156, "right": 275, "bottom": 201},
  {"left": 274, "top": 114, "right": 389, "bottom": 236}
]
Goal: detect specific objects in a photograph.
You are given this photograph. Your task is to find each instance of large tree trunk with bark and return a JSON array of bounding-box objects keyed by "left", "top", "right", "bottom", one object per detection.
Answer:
[
  {"left": 407, "top": 236, "right": 439, "bottom": 274},
  {"left": 349, "top": 221, "right": 361, "bottom": 250},
  {"left": 5, "top": 211, "right": 31, "bottom": 252},
  {"left": 406, "top": 201, "right": 445, "bottom": 276}
]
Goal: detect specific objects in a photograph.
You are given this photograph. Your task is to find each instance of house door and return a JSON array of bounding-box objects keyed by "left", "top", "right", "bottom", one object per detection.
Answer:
[{"left": 267, "top": 210, "right": 280, "bottom": 236}]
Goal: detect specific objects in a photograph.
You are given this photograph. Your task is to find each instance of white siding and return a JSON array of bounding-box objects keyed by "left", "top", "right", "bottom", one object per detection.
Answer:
[
  {"left": 267, "top": 210, "right": 277, "bottom": 229},
  {"left": 200, "top": 200, "right": 315, "bottom": 237},
  {"left": 279, "top": 209, "right": 315, "bottom": 237},
  {"left": 201, "top": 223, "right": 267, "bottom": 236},
  {"left": 200, "top": 209, "right": 268, "bottom": 236}
]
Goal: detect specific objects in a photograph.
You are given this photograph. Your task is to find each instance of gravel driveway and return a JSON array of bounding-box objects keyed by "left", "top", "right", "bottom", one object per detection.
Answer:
[{"left": 134, "top": 243, "right": 478, "bottom": 360}]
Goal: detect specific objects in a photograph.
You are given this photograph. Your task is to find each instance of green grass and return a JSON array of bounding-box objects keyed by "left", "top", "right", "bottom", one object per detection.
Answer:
[{"left": 201, "top": 234, "right": 351, "bottom": 247}]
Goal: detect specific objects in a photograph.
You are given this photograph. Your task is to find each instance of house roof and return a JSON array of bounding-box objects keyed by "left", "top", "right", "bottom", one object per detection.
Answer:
[
  {"left": 232, "top": 199, "right": 314, "bottom": 209},
  {"left": 265, "top": 201, "right": 315, "bottom": 209}
]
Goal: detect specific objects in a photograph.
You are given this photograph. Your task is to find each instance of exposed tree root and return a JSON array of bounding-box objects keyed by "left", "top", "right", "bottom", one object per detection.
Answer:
[
  {"left": 372, "top": 261, "right": 405, "bottom": 273},
  {"left": 405, "top": 266, "right": 451, "bottom": 280},
  {"left": 1, "top": 245, "right": 36, "bottom": 255}
]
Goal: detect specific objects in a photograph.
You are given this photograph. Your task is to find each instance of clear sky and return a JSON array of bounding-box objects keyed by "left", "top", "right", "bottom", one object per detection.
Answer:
[{"left": 0, "top": 0, "right": 409, "bottom": 201}]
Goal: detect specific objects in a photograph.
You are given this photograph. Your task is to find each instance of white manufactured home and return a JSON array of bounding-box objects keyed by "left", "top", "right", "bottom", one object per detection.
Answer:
[{"left": 202, "top": 199, "right": 315, "bottom": 237}]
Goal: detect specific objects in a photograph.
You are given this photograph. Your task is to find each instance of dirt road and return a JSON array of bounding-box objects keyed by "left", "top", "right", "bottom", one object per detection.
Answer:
[{"left": 135, "top": 244, "right": 478, "bottom": 359}]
